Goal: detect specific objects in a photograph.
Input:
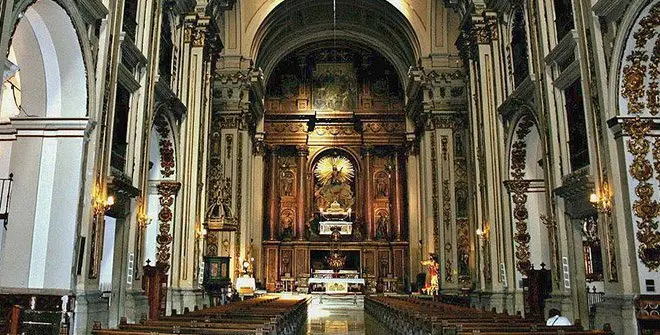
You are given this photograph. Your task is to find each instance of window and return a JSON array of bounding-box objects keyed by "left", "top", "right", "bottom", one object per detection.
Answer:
[
  {"left": 123, "top": 0, "right": 138, "bottom": 41},
  {"left": 111, "top": 85, "right": 130, "bottom": 171},
  {"left": 159, "top": 13, "right": 173, "bottom": 86},
  {"left": 511, "top": 7, "right": 529, "bottom": 88},
  {"left": 564, "top": 80, "right": 589, "bottom": 171},
  {"left": 553, "top": 0, "right": 575, "bottom": 41}
]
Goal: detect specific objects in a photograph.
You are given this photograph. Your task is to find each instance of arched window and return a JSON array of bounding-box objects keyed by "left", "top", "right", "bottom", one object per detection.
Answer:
[{"left": 511, "top": 7, "right": 529, "bottom": 88}]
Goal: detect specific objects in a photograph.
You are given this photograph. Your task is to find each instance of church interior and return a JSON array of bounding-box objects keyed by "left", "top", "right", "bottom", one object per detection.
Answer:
[{"left": 0, "top": 0, "right": 658, "bottom": 334}]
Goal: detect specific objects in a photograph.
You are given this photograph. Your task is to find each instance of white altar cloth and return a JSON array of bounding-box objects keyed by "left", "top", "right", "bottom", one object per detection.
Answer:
[{"left": 308, "top": 277, "right": 365, "bottom": 293}]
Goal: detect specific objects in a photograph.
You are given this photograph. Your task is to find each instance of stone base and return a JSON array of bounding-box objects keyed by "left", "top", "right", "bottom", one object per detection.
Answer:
[
  {"left": 73, "top": 292, "right": 109, "bottom": 334},
  {"left": 592, "top": 294, "right": 637, "bottom": 335},
  {"left": 545, "top": 293, "right": 575, "bottom": 322},
  {"left": 468, "top": 290, "right": 517, "bottom": 314},
  {"left": 122, "top": 290, "right": 149, "bottom": 323},
  {"left": 168, "top": 288, "right": 204, "bottom": 315}
]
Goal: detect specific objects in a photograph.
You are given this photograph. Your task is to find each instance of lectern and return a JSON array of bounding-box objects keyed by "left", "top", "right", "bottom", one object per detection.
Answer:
[{"left": 203, "top": 256, "right": 231, "bottom": 306}]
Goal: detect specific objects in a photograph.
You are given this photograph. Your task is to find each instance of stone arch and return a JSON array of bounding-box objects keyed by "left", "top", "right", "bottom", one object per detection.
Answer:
[
  {"left": 250, "top": 0, "right": 422, "bottom": 89},
  {"left": 8, "top": 0, "right": 96, "bottom": 118},
  {"left": 246, "top": 0, "right": 424, "bottom": 64},
  {"left": 0, "top": 0, "right": 91, "bottom": 290},
  {"left": 506, "top": 111, "right": 549, "bottom": 283},
  {"left": 611, "top": 0, "right": 660, "bottom": 287}
]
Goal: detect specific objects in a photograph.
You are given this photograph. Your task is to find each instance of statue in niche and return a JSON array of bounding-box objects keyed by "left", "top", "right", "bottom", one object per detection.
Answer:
[
  {"left": 280, "top": 212, "right": 294, "bottom": 241},
  {"left": 281, "top": 171, "right": 294, "bottom": 197},
  {"left": 314, "top": 156, "right": 355, "bottom": 211},
  {"left": 456, "top": 189, "right": 468, "bottom": 218},
  {"left": 375, "top": 171, "right": 389, "bottom": 197},
  {"left": 352, "top": 219, "right": 364, "bottom": 241},
  {"left": 375, "top": 211, "right": 389, "bottom": 241}
]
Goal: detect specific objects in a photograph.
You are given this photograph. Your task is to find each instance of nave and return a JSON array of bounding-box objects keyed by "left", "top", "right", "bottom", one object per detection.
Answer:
[{"left": 85, "top": 293, "right": 616, "bottom": 335}]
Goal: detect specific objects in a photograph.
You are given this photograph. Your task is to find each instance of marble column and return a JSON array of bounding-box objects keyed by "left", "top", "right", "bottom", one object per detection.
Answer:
[
  {"left": 362, "top": 147, "right": 373, "bottom": 240},
  {"left": 296, "top": 145, "right": 308, "bottom": 240},
  {"left": 392, "top": 150, "right": 403, "bottom": 241},
  {"left": 267, "top": 146, "right": 279, "bottom": 240}
]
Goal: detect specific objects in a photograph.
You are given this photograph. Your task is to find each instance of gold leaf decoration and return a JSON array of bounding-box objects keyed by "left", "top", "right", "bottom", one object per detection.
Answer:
[{"left": 314, "top": 156, "right": 355, "bottom": 186}]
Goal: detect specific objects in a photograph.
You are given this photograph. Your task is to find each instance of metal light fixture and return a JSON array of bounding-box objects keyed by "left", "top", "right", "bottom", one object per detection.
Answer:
[
  {"left": 590, "top": 181, "right": 612, "bottom": 214},
  {"left": 92, "top": 180, "right": 114, "bottom": 217},
  {"left": 135, "top": 196, "right": 152, "bottom": 228},
  {"left": 476, "top": 222, "right": 490, "bottom": 241}
]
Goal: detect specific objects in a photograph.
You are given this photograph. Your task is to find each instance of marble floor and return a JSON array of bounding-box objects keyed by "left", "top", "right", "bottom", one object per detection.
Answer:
[{"left": 298, "top": 294, "right": 392, "bottom": 335}]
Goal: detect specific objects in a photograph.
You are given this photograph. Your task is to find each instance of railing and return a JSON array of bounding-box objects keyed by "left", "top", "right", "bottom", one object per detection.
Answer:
[
  {"left": 0, "top": 173, "right": 13, "bottom": 229},
  {"left": 587, "top": 286, "right": 605, "bottom": 329}
]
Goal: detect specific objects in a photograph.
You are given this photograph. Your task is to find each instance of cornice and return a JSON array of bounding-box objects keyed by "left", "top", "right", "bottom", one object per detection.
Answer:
[
  {"left": 76, "top": 0, "right": 109, "bottom": 24},
  {"left": 592, "top": 0, "right": 631, "bottom": 22}
]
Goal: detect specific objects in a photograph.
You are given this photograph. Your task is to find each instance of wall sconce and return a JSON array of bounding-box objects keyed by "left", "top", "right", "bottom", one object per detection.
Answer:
[
  {"left": 136, "top": 212, "right": 152, "bottom": 228},
  {"left": 590, "top": 181, "right": 612, "bottom": 214},
  {"left": 135, "top": 196, "right": 152, "bottom": 228},
  {"left": 476, "top": 223, "right": 490, "bottom": 241},
  {"left": 92, "top": 180, "right": 114, "bottom": 217}
]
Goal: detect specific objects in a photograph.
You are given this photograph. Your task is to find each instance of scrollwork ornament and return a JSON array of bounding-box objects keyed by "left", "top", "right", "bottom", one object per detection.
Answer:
[
  {"left": 621, "top": 2, "right": 660, "bottom": 116},
  {"left": 507, "top": 115, "right": 535, "bottom": 274},
  {"left": 156, "top": 181, "right": 181, "bottom": 272},
  {"left": 624, "top": 118, "right": 660, "bottom": 270}
]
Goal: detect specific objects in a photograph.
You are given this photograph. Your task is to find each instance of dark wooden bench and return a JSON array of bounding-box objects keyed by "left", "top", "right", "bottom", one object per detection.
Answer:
[
  {"left": 92, "top": 295, "right": 310, "bottom": 335},
  {"left": 365, "top": 295, "right": 614, "bottom": 335}
]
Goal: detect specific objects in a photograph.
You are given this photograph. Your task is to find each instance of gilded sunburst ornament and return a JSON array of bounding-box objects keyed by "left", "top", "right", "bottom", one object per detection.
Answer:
[{"left": 314, "top": 156, "right": 354, "bottom": 186}]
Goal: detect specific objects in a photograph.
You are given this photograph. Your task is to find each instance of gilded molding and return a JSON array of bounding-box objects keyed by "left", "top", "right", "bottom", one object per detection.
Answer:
[
  {"left": 508, "top": 115, "right": 535, "bottom": 274},
  {"left": 456, "top": 218, "right": 470, "bottom": 285},
  {"left": 156, "top": 181, "right": 181, "bottom": 272},
  {"left": 624, "top": 118, "right": 660, "bottom": 270},
  {"left": 444, "top": 242, "right": 453, "bottom": 282},
  {"left": 431, "top": 132, "right": 440, "bottom": 252},
  {"left": 621, "top": 2, "right": 660, "bottom": 116},
  {"left": 234, "top": 133, "right": 243, "bottom": 277}
]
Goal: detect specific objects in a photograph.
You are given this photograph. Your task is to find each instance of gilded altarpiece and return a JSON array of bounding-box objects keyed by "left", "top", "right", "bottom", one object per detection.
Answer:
[{"left": 261, "top": 47, "right": 409, "bottom": 292}]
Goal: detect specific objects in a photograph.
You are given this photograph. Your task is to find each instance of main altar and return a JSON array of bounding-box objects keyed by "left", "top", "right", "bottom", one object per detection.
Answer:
[{"left": 261, "top": 49, "right": 409, "bottom": 294}]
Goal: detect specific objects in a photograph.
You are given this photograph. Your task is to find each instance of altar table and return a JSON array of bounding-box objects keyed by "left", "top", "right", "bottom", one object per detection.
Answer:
[{"left": 308, "top": 277, "right": 365, "bottom": 293}]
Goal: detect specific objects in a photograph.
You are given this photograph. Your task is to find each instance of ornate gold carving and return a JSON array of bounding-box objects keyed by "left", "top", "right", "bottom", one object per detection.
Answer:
[
  {"left": 624, "top": 118, "right": 660, "bottom": 270},
  {"left": 442, "top": 179, "right": 451, "bottom": 229},
  {"left": 654, "top": 137, "right": 660, "bottom": 183},
  {"left": 444, "top": 242, "right": 453, "bottom": 282},
  {"left": 431, "top": 132, "right": 440, "bottom": 253},
  {"left": 457, "top": 218, "right": 471, "bottom": 286},
  {"left": 234, "top": 133, "right": 243, "bottom": 277},
  {"left": 508, "top": 115, "right": 535, "bottom": 274},
  {"left": 315, "top": 156, "right": 354, "bottom": 185},
  {"left": 621, "top": 2, "right": 660, "bottom": 116},
  {"left": 156, "top": 181, "right": 181, "bottom": 272},
  {"left": 264, "top": 122, "right": 307, "bottom": 134},
  {"left": 363, "top": 122, "right": 406, "bottom": 133},
  {"left": 314, "top": 125, "right": 356, "bottom": 136},
  {"left": 441, "top": 136, "right": 449, "bottom": 161},
  {"left": 192, "top": 28, "right": 206, "bottom": 47},
  {"left": 430, "top": 115, "right": 462, "bottom": 130}
]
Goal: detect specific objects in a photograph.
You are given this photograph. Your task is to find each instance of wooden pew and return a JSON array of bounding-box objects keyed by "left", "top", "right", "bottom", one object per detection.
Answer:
[
  {"left": 365, "top": 295, "right": 614, "bottom": 335},
  {"left": 92, "top": 295, "right": 310, "bottom": 335}
]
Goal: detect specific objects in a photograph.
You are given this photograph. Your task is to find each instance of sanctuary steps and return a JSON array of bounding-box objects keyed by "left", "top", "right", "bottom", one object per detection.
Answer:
[
  {"left": 365, "top": 296, "right": 614, "bottom": 335},
  {"left": 92, "top": 295, "right": 309, "bottom": 335}
]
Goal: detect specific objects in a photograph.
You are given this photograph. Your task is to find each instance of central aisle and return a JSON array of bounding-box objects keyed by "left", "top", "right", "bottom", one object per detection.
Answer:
[{"left": 299, "top": 294, "right": 392, "bottom": 335}]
